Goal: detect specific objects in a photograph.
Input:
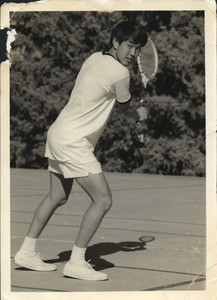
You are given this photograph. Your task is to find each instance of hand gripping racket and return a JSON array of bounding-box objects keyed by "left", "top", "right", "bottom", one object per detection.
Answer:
[{"left": 136, "top": 38, "right": 158, "bottom": 140}]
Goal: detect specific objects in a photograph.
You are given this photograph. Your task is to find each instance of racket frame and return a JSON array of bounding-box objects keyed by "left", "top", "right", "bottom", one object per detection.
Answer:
[
  {"left": 137, "top": 38, "right": 158, "bottom": 90},
  {"left": 136, "top": 38, "right": 158, "bottom": 133}
]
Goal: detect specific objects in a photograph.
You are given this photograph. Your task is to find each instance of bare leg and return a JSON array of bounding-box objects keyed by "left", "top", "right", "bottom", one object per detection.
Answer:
[
  {"left": 75, "top": 172, "right": 112, "bottom": 248},
  {"left": 27, "top": 172, "right": 73, "bottom": 239},
  {"left": 61, "top": 171, "right": 112, "bottom": 280},
  {"left": 14, "top": 172, "right": 73, "bottom": 271}
]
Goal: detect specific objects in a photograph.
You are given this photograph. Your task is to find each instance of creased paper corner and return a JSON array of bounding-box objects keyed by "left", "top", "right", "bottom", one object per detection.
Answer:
[
  {"left": 1, "top": 0, "right": 43, "bottom": 5},
  {"left": 0, "top": 28, "right": 17, "bottom": 66}
]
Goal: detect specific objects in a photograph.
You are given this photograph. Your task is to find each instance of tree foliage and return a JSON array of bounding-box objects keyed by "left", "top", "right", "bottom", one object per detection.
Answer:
[{"left": 10, "top": 11, "right": 205, "bottom": 176}]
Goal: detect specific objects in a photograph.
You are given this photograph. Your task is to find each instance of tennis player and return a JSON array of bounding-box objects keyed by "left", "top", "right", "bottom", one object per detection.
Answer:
[{"left": 14, "top": 20, "right": 148, "bottom": 281}]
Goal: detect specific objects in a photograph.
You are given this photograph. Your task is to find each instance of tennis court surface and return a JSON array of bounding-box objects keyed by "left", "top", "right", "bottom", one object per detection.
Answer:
[{"left": 10, "top": 168, "right": 206, "bottom": 292}]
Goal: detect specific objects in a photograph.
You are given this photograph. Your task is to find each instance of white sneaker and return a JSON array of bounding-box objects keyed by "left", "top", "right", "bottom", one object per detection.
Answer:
[
  {"left": 63, "top": 260, "right": 108, "bottom": 281},
  {"left": 14, "top": 250, "right": 57, "bottom": 271}
]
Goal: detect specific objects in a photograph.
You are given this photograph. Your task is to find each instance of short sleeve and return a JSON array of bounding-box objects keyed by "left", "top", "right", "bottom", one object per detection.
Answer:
[{"left": 112, "top": 76, "right": 131, "bottom": 103}]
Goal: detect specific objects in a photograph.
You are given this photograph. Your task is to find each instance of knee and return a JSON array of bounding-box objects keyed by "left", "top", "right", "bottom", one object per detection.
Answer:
[
  {"left": 105, "top": 197, "right": 112, "bottom": 213},
  {"left": 98, "top": 191, "right": 113, "bottom": 213},
  {"left": 49, "top": 194, "right": 68, "bottom": 207},
  {"left": 57, "top": 198, "right": 68, "bottom": 206}
]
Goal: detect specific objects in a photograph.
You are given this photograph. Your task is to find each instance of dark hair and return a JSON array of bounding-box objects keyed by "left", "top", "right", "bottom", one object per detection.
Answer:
[{"left": 109, "top": 20, "right": 148, "bottom": 48}]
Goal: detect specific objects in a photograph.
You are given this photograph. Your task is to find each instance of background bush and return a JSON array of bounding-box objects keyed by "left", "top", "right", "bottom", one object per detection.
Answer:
[{"left": 10, "top": 11, "right": 205, "bottom": 176}]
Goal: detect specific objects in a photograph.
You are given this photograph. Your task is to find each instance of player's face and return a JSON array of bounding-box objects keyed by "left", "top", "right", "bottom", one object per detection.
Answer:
[{"left": 116, "top": 40, "right": 141, "bottom": 66}]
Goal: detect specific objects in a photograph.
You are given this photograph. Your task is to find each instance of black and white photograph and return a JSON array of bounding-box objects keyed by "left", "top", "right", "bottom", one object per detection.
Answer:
[{"left": 1, "top": 0, "right": 216, "bottom": 299}]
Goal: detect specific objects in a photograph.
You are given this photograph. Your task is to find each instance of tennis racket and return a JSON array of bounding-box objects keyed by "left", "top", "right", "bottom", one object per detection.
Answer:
[{"left": 136, "top": 38, "right": 158, "bottom": 141}]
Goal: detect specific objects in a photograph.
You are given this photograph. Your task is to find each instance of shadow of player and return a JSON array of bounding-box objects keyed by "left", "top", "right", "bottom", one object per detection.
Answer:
[{"left": 46, "top": 235, "right": 155, "bottom": 271}]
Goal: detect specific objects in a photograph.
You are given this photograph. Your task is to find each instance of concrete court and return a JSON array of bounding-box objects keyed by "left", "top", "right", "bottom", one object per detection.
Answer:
[{"left": 10, "top": 168, "right": 206, "bottom": 292}]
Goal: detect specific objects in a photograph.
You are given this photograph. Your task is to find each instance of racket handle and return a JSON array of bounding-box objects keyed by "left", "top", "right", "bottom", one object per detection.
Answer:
[
  {"left": 138, "top": 133, "right": 150, "bottom": 144},
  {"left": 136, "top": 99, "right": 144, "bottom": 128},
  {"left": 136, "top": 99, "right": 150, "bottom": 144},
  {"left": 139, "top": 98, "right": 144, "bottom": 107},
  {"left": 138, "top": 133, "right": 144, "bottom": 143}
]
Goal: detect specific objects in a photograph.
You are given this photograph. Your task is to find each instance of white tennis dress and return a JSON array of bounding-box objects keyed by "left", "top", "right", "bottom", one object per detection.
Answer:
[{"left": 45, "top": 52, "right": 131, "bottom": 178}]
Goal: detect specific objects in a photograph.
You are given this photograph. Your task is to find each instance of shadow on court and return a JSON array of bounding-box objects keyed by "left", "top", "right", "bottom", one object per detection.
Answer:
[{"left": 42, "top": 236, "right": 155, "bottom": 271}]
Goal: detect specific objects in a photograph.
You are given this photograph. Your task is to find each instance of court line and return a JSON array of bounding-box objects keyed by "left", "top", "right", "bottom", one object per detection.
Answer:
[
  {"left": 11, "top": 278, "right": 206, "bottom": 292},
  {"left": 10, "top": 257, "right": 205, "bottom": 279},
  {"left": 11, "top": 209, "right": 206, "bottom": 227},
  {"left": 12, "top": 236, "right": 76, "bottom": 243},
  {"left": 114, "top": 265, "right": 206, "bottom": 278},
  {"left": 11, "top": 221, "right": 206, "bottom": 238},
  {"left": 11, "top": 182, "right": 204, "bottom": 195},
  {"left": 11, "top": 285, "right": 68, "bottom": 292},
  {"left": 142, "top": 277, "right": 206, "bottom": 291}
]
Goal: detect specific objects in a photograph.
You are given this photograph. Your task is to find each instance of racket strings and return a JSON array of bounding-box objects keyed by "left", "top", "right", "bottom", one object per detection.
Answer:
[{"left": 139, "top": 41, "right": 158, "bottom": 79}]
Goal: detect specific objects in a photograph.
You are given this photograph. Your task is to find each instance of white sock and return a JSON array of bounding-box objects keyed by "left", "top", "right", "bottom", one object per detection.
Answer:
[
  {"left": 20, "top": 236, "right": 38, "bottom": 253},
  {"left": 69, "top": 245, "right": 86, "bottom": 263}
]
